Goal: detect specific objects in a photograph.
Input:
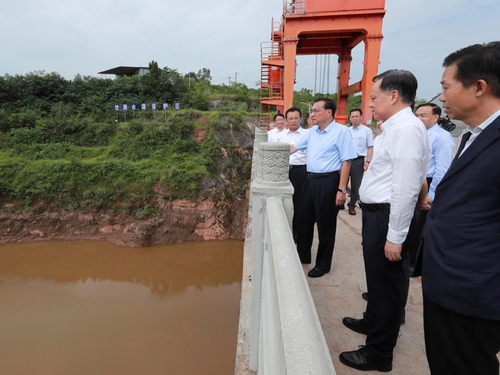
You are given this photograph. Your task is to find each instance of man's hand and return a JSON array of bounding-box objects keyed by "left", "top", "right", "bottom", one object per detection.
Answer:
[
  {"left": 336, "top": 191, "right": 346, "bottom": 206},
  {"left": 419, "top": 195, "right": 432, "bottom": 211},
  {"left": 384, "top": 240, "right": 402, "bottom": 261}
]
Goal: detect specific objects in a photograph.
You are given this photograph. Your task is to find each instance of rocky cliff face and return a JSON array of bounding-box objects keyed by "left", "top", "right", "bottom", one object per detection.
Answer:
[
  {"left": 0, "top": 117, "right": 255, "bottom": 247},
  {"left": 0, "top": 196, "right": 248, "bottom": 247}
]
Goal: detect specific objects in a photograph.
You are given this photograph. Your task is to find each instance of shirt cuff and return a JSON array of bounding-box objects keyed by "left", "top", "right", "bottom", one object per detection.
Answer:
[{"left": 386, "top": 227, "right": 407, "bottom": 245}]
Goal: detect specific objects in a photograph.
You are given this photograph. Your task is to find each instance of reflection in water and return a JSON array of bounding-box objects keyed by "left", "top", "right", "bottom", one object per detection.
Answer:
[{"left": 0, "top": 240, "right": 243, "bottom": 375}]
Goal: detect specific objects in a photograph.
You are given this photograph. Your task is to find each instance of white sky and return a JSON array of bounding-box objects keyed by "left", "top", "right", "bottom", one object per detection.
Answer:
[{"left": 1, "top": 0, "right": 499, "bottom": 101}]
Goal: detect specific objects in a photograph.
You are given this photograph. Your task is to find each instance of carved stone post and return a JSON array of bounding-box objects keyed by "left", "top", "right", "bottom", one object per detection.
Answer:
[
  {"left": 249, "top": 142, "right": 293, "bottom": 370},
  {"left": 253, "top": 128, "right": 269, "bottom": 180}
]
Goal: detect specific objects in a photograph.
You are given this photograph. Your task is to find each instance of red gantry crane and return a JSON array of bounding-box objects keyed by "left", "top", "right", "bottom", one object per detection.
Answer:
[{"left": 260, "top": 0, "right": 386, "bottom": 128}]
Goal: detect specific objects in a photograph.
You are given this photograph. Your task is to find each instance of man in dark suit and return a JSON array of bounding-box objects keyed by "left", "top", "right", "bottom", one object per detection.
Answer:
[{"left": 422, "top": 41, "right": 500, "bottom": 374}]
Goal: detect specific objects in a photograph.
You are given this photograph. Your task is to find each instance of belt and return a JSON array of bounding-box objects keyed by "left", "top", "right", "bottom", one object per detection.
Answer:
[
  {"left": 307, "top": 171, "right": 339, "bottom": 179},
  {"left": 289, "top": 164, "right": 306, "bottom": 169},
  {"left": 354, "top": 155, "right": 365, "bottom": 160},
  {"left": 360, "top": 202, "right": 390, "bottom": 211}
]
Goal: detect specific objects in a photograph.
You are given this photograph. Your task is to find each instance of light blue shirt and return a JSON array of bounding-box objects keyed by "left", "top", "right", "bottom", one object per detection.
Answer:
[
  {"left": 293, "top": 121, "right": 356, "bottom": 173},
  {"left": 348, "top": 124, "right": 374, "bottom": 157},
  {"left": 427, "top": 124, "right": 455, "bottom": 199}
]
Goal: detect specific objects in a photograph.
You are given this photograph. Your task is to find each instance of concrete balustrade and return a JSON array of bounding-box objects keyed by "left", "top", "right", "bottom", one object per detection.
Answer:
[{"left": 237, "top": 137, "right": 336, "bottom": 374}]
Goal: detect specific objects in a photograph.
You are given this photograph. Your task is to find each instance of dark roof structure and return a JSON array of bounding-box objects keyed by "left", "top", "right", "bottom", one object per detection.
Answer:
[{"left": 98, "top": 66, "right": 149, "bottom": 77}]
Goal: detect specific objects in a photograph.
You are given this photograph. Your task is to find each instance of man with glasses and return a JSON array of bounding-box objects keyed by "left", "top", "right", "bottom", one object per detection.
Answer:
[{"left": 290, "top": 98, "right": 356, "bottom": 278}]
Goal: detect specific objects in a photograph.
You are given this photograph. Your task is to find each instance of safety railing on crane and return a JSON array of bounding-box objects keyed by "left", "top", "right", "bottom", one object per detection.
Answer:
[
  {"left": 260, "top": 40, "right": 284, "bottom": 130},
  {"left": 284, "top": 0, "right": 306, "bottom": 14}
]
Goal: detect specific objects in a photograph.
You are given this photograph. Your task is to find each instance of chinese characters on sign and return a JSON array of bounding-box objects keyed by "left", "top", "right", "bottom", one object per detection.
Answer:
[{"left": 113, "top": 102, "right": 180, "bottom": 122}]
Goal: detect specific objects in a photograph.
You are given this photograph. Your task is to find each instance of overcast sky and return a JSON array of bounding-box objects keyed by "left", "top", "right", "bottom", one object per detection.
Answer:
[{"left": 1, "top": 0, "right": 499, "bottom": 101}]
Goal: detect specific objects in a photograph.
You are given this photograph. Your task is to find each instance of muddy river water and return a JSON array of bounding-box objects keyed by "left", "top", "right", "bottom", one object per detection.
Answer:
[{"left": 0, "top": 239, "right": 243, "bottom": 375}]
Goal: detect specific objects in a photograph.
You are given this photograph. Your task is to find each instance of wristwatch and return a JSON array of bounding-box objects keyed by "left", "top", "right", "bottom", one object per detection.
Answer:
[{"left": 338, "top": 188, "right": 347, "bottom": 194}]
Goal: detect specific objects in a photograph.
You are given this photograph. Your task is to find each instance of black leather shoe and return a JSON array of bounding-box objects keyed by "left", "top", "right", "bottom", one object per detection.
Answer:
[
  {"left": 339, "top": 346, "right": 392, "bottom": 372},
  {"left": 342, "top": 317, "right": 372, "bottom": 335},
  {"left": 348, "top": 207, "right": 356, "bottom": 215},
  {"left": 362, "top": 292, "right": 369, "bottom": 302},
  {"left": 307, "top": 267, "right": 327, "bottom": 278}
]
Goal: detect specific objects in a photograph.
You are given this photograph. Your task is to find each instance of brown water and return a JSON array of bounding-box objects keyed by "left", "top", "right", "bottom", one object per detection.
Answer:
[{"left": 0, "top": 239, "right": 243, "bottom": 375}]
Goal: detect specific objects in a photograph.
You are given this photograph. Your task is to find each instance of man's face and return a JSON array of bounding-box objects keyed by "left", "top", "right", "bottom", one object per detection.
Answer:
[
  {"left": 310, "top": 101, "right": 332, "bottom": 128},
  {"left": 369, "top": 79, "right": 393, "bottom": 122},
  {"left": 415, "top": 106, "right": 439, "bottom": 129},
  {"left": 349, "top": 110, "right": 362, "bottom": 127},
  {"left": 439, "top": 64, "right": 476, "bottom": 123},
  {"left": 275, "top": 115, "right": 286, "bottom": 130},
  {"left": 286, "top": 111, "right": 302, "bottom": 131}
]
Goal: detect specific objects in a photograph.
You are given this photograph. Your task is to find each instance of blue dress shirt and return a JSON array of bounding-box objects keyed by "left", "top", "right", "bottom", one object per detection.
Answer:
[
  {"left": 427, "top": 124, "right": 455, "bottom": 199},
  {"left": 293, "top": 121, "right": 356, "bottom": 173}
]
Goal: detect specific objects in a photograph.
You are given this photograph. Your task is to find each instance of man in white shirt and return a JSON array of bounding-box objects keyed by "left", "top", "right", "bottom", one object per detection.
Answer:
[
  {"left": 347, "top": 108, "right": 374, "bottom": 215},
  {"left": 267, "top": 113, "right": 286, "bottom": 142},
  {"left": 281, "top": 107, "right": 307, "bottom": 242},
  {"left": 339, "top": 70, "right": 430, "bottom": 372}
]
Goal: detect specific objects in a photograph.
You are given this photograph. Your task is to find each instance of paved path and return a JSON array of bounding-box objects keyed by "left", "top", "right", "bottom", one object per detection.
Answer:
[
  {"left": 305, "top": 207, "right": 430, "bottom": 374},
  {"left": 235, "top": 203, "right": 431, "bottom": 375}
]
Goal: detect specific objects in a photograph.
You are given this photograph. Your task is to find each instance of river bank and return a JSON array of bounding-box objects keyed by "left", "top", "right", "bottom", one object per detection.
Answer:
[{"left": 0, "top": 196, "right": 248, "bottom": 247}]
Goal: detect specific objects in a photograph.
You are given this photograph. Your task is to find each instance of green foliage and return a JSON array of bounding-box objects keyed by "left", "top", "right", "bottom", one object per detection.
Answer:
[
  {"left": 0, "top": 113, "right": 252, "bottom": 211},
  {"left": 0, "top": 64, "right": 256, "bottom": 212}
]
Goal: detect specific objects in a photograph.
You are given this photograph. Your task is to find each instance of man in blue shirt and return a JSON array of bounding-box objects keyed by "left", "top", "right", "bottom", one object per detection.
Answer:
[
  {"left": 408, "top": 103, "right": 455, "bottom": 272},
  {"left": 290, "top": 98, "right": 356, "bottom": 278}
]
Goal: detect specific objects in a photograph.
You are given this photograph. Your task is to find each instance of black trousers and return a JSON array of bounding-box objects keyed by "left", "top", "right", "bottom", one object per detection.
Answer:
[
  {"left": 408, "top": 177, "right": 433, "bottom": 268},
  {"left": 348, "top": 156, "right": 364, "bottom": 208},
  {"left": 289, "top": 165, "right": 307, "bottom": 240},
  {"left": 424, "top": 295, "right": 500, "bottom": 375},
  {"left": 296, "top": 173, "right": 340, "bottom": 271},
  {"left": 362, "top": 206, "right": 408, "bottom": 361}
]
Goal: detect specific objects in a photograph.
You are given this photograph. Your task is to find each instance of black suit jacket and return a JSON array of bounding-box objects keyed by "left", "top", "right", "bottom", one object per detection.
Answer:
[{"left": 422, "top": 115, "right": 500, "bottom": 320}]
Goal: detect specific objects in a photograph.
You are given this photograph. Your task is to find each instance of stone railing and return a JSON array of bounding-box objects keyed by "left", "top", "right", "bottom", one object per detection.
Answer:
[{"left": 237, "top": 129, "right": 335, "bottom": 374}]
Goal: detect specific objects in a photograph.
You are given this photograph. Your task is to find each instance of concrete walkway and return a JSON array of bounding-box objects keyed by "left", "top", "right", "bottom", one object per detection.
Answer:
[
  {"left": 306, "top": 207, "right": 430, "bottom": 374},
  {"left": 235, "top": 203, "right": 431, "bottom": 375}
]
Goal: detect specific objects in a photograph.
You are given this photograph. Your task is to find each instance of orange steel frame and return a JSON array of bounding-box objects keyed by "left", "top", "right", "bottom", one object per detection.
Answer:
[{"left": 260, "top": 0, "right": 386, "bottom": 127}]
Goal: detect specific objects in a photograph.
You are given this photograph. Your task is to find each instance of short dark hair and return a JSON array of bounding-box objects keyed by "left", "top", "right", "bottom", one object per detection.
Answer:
[
  {"left": 285, "top": 107, "right": 302, "bottom": 118},
  {"left": 443, "top": 41, "right": 500, "bottom": 98},
  {"left": 274, "top": 113, "right": 285, "bottom": 121},
  {"left": 373, "top": 69, "right": 418, "bottom": 108},
  {"left": 313, "top": 97, "right": 336, "bottom": 117},
  {"left": 415, "top": 102, "right": 441, "bottom": 117},
  {"left": 349, "top": 108, "right": 363, "bottom": 116}
]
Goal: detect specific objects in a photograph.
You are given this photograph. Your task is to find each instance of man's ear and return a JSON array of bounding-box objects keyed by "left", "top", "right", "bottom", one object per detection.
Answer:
[
  {"left": 390, "top": 90, "right": 399, "bottom": 104},
  {"left": 474, "top": 79, "right": 489, "bottom": 97}
]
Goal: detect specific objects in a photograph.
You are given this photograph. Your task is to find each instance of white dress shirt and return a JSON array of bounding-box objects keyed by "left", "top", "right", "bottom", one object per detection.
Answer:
[
  {"left": 281, "top": 127, "right": 307, "bottom": 165},
  {"left": 460, "top": 108, "right": 500, "bottom": 156},
  {"left": 359, "top": 107, "right": 430, "bottom": 244},
  {"left": 268, "top": 127, "right": 286, "bottom": 142}
]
